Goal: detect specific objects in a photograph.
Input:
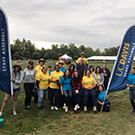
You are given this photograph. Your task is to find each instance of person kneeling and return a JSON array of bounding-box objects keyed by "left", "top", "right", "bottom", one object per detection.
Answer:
[{"left": 97, "top": 85, "right": 110, "bottom": 112}]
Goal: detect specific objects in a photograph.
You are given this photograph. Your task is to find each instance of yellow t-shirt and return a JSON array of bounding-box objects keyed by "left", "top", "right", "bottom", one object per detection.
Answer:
[
  {"left": 82, "top": 76, "right": 96, "bottom": 88},
  {"left": 34, "top": 65, "right": 44, "bottom": 80},
  {"left": 76, "top": 57, "right": 88, "bottom": 64},
  {"left": 49, "top": 71, "right": 64, "bottom": 89},
  {"left": 36, "top": 72, "right": 49, "bottom": 90},
  {"left": 97, "top": 74, "right": 100, "bottom": 85}
]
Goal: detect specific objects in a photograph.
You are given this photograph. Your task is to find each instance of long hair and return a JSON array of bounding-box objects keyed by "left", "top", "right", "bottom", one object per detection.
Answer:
[
  {"left": 64, "top": 69, "right": 71, "bottom": 80},
  {"left": 27, "top": 64, "right": 34, "bottom": 69},
  {"left": 95, "top": 66, "right": 101, "bottom": 74},
  {"left": 89, "top": 65, "right": 94, "bottom": 72},
  {"left": 69, "top": 64, "right": 75, "bottom": 73}
]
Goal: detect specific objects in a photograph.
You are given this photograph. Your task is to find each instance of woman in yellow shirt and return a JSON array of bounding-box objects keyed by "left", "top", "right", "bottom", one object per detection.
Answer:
[
  {"left": 36, "top": 66, "right": 49, "bottom": 109},
  {"left": 82, "top": 69, "right": 97, "bottom": 112},
  {"left": 49, "top": 65, "right": 64, "bottom": 110}
]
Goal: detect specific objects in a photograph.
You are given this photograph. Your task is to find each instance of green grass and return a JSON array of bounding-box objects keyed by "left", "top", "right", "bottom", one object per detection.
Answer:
[{"left": 0, "top": 60, "right": 134, "bottom": 135}]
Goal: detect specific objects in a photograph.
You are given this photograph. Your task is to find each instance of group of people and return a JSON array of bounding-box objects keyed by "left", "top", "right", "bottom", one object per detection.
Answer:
[{"left": 0, "top": 53, "right": 111, "bottom": 116}]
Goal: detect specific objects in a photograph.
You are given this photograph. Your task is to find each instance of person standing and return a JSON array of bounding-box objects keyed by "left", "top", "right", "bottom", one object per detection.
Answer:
[
  {"left": 127, "top": 67, "right": 135, "bottom": 114},
  {"left": 93, "top": 66, "right": 104, "bottom": 87},
  {"left": 48, "top": 65, "right": 52, "bottom": 75},
  {"left": 82, "top": 70, "right": 97, "bottom": 112},
  {"left": 0, "top": 63, "right": 22, "bottom": 116},
  {"left": 71, "top": 70, "right": 82, "bottom": 111},
  {"left": 49, "top": 65, "right": 64, "bottom": 110},
  {"left": 36, "top": 66, "right": 49, "bottom": 109},
  {"left": 69, "top": 64, "right": 75, "bottom": 77},
  {"left": 76, "top": 52, "right": 88, "bottom": 68},
  {"left": 34, "top": 58, "right": 45, "bottom": 103},
  {"left": 101, "top": 63, "right": 111, "bottom": 90},
  {"left": 60, "top": 69, "right": 72, "bottom": 112},
  {"left": 21, "top": 61, "right": 35, "bottom": 110},
  {"left": 76, "top": 58, "right": 86, "bottom": 79},
  {"left": 59, "top": 60, "right": 66, "bottom": 74}
]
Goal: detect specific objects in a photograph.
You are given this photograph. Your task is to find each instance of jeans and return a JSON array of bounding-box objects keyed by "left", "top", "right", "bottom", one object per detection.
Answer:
[
  {"left": 73, "top": 90, "right": 81, "bottom": 105},
  {"left": 83, "top": 88, "right": 97, "bottom": 106},
  {"left": 49, "top": 87, "right": 59, "bottom": 106},
  {"left": 37, "top": 89, "right": 47, "bottom": 108},
  {"left": 63, "top": 90, "right": 72, "bottom": 106},
  {"left": 24, "top": 83, "right": 34, "bottom": 106},
  {"left": 129, "top": 89, "right": 135, "bottom": 110}
]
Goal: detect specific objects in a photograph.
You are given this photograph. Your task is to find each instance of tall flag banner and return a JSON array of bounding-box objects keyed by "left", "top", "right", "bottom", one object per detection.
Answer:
[
  {"left": 0, "top": 8, "right": 13, "bottom": 95},
  {"left": 108, "top": 25, "right": 135, "bottom": 92}
]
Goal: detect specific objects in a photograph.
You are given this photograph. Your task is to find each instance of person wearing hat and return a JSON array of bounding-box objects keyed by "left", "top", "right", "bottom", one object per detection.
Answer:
[
  {"left": 76, "top": 52, "right": 88, "bottom": 68},
  {"left": 0, "top": 63, "right": 22, "bottom": 116},
  {"left": 56, "top": 57, "right": 66, "bottom": 68},
  {"left": 34, "top": 58, "right": 46, "bottom": 103},
  {"left": 59, "top": 60, "right": 66, "bottom": 74},
  {"left": 36, "top": 66, "right": 49, "bottom": 109},
  {"left": 20, "top": 60, "right": 35, "bottom": 110}
]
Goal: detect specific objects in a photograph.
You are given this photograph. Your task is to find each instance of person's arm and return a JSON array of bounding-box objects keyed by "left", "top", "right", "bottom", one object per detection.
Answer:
[
  {"left": 97, "top": 99, "right": 104, "bottom": 105},
  {"left": 60, "top": 84, "right": 63, "bottom": 95},
  {"left": 127, "top": 84, "right": 135, "bottom": 87},
  {"left": 36, "top": 80, "right": 40, "bottom": 90}
]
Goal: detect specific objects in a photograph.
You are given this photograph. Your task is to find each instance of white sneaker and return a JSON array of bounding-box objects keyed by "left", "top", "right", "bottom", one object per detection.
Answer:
[
  {"left": 63, "top": 103, "right": 66, "bottom": 109},
  {"left": 65, "top": 107, "right": 68, "bottom": 112},
  {"left": 54, "top": 106, "right": 58, "bottom": 111},
  {"left": 77, "top": 105, "right": 80, "bottom": 109},
  {"left": 74, "top": 105, "right": 78, "bottom": 111},
  {"left": 51, "top": 106, "right": 54, "bottom": 110},
  {"left": 13, "top": 111, "right": 17, "bottom": 116},
  {"left": 84, "top": 106, "right": 87, "bottom": 112},
  {"left": 93, "top": 106, "right": 97, "bottom": 112},
  {"left": 0, "top": 112, "right": 3, "bottom": 116}
]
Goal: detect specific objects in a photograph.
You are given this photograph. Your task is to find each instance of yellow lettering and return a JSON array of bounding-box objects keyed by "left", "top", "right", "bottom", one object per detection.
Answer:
[
  {"left": 119, "top": 59, "right": 125, "bottom": 65},
  {"left": 124, "top": 42, "right": 130, "bottom": 47},
  {"left": 121, "top": 54, "right": 127, "bottom": 60}
]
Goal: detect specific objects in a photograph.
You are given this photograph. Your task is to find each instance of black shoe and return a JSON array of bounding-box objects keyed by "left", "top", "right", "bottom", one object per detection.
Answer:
[
  {"left": 27, "top": 107, "right": 31, "bottom": 110},
  {"left": 24, "top": 107, "right": 27, "bottom": 111},
  {"left": 130, "top": 110, "right": 135, "bottom": 114},
  {"left": 38, "top": 107, "right": 42, "bottom": 109}
]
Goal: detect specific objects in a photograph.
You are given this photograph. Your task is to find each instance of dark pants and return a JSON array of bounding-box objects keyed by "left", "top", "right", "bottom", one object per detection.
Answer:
[
  {"left": 63, "top": 90, "right": 72, "bottom": 106},
  {"left": 129, "top": 89, "right": 135, "bottom": 110},
  {"left": 83, "top": 88, "right": 97, "bottom": 106},
  {"left": 24, "top": 83, "right": 34, "bottom": 107},
  {"left": 49, "top": 87, "right": 59, "bottom": 106},
  {"left": 97, "top": 102, "right": 110, "bottom": 112},
  {"left": 73, "top": 90, "right": 81, "bottom": 105}
]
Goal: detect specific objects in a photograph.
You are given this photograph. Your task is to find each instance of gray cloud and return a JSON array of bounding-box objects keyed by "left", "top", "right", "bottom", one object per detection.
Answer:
[{"left": 1, "top": 0, "right": 135, "bottom": 51}]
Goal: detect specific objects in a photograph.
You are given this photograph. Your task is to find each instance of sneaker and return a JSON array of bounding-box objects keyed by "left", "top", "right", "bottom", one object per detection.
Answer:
[
  {"left": 0, "top": 112, "right": 3, "bottom": 116},
  {"left": 131, "top": 110, "right": 135, "bottom": 114},
  {"left": 13, "top": 111, "right": 17, "bottom": 116},
  {"left": 77, "top": 105, "right": 80, "bottom": 109},
  {"left": 27, "top": 106, "right": 31, "bottom": 110},
  {"left": 54, "top": 106, "right": 58, "bottom": 111},
  {"left": 51, "top": 106, "right": 54, "bottom": 110},
  {"left": 65, "top": 107, "right": 68, "bottom": 112},
  {"left": 63, "top": 103, "right": 66, "bottom": 109},
  {"left": 24, "top": 107, "right": 27, "bottom": 111},
  {"left": 84, "top": 106, "right": 87, "bottom": 112},
  {"left": 74, "top": 105, "right": 78, "bottom": 111},
  {"left": 93, "top": 106, "right": 97, "bottom": 112}
]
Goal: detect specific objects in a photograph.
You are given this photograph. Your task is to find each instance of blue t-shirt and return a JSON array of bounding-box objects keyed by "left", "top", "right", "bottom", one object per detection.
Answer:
[
  {"left": 60, "top": 76, "right": 72, "bottom": 91},
  {"left": 60, "top": 67, "right": 66, "bottom": 73},
  {"left": 49, "top": 71, "right": 52, "bottom": 76},
  {"left": 128, "top": 73, "right": 135, "bottom": 90},
  {"left": 98, "top": 90, "right": 110, "bottom": 104}
]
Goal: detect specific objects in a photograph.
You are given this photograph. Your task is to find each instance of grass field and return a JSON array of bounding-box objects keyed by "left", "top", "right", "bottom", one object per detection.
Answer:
[{"left": 0, "top": 60, "right": 135, "bottom": 135}]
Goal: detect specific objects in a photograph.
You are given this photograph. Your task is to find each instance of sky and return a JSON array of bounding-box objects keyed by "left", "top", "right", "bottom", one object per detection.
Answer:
[{"left": 1, "top": 0, "right": 135, "bottom": 51}]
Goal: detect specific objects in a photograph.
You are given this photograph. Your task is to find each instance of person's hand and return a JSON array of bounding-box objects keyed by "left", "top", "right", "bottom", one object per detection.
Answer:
[
  {"left": 37, "top": 88, "right": 40, "bottom": 91},
  {"left": 101, "top": 102, "right": 104, "bottom": 105},
  {"left": 10, "top": 78, "right": 15, "bottom": 82},
  {"left": 126, "top": 84, "right": 129, "bottom": 87},
  {"left": 61, "top": 91, "right": 63, "bottom": 95}
]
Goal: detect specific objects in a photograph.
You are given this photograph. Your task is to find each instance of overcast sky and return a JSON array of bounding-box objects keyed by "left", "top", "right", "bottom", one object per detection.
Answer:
[{"left": 1, "top": 0, "right": 135, "bottom": 51}]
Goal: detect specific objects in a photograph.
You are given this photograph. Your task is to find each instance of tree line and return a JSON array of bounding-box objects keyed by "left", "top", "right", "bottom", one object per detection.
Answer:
[{"left": 11, "top": 38, "right": 119, "bottom": 60}]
